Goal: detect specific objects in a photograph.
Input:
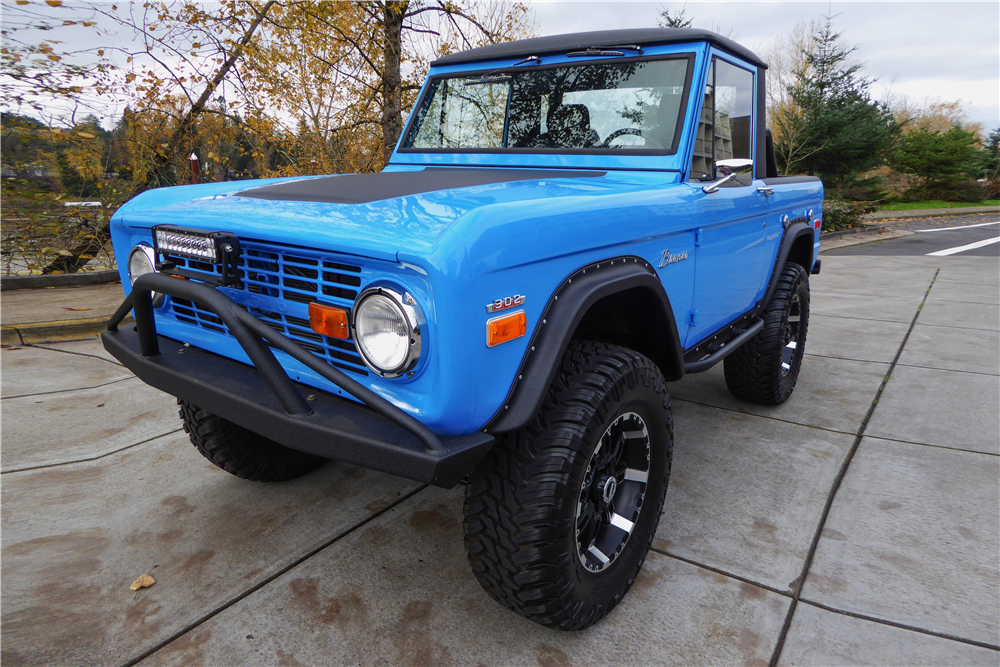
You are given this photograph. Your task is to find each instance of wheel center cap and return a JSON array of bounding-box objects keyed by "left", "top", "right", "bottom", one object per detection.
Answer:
[{"left": 598, "top": 476, "right": 617, "bottom": 504}]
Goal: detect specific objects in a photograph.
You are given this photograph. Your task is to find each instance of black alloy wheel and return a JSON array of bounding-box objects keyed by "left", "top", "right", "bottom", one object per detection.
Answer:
[
  {"left": 576, "top": 412, "right": 650, "bottom": 573},
  {"left": 780, "top": 290, "right": 803, "bottom": 378}
]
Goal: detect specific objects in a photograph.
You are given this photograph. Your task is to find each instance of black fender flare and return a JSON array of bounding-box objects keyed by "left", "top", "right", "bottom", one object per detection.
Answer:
[
  {"left": 756, "top": 218, "right": 815, "bottom": 312},
  {"left": 482, "top": 255, "right": 684, "bottom": 435}
]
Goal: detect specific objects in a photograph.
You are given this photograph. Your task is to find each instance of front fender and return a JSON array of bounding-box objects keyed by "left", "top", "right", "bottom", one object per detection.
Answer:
[{"left": 483, "top": 256, "right": 683, "bottom": 434}]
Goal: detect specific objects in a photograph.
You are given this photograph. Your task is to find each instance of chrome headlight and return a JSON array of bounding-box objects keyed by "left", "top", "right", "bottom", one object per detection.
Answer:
[
  {"left": 128, "top": 245, "right": 164, "bottom": 307},
  {"left": 353, "top": 285, "right": 423, "bottom": 378}
]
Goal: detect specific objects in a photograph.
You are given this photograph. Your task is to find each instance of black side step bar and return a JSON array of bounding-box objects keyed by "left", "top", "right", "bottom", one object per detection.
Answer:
[{"left": 683, "top": 317, "right": 764, "bottom": 374}]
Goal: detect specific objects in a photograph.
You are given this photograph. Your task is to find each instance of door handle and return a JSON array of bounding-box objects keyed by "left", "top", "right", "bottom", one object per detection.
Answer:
[{"left": 756, "top": 186, "right": 774, "bottom": 197}]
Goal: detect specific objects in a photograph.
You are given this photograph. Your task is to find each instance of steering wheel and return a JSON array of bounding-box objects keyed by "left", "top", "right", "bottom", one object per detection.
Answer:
[
  {"left": 600, "top": 127, "right": 663, "bottom": 149},
  {"left": 601, "top": 127, "right": 643, "bottom": 148}
]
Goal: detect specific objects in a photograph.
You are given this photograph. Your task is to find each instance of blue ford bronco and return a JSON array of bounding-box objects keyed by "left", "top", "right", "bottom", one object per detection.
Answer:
[{"left": 104, "top": 28, "right": 823, "bottom": 629}]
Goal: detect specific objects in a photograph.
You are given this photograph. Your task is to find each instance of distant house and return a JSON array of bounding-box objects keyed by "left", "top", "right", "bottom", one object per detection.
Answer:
[{"left": 1, "top": 167, "right": 60, "bottom": 179}]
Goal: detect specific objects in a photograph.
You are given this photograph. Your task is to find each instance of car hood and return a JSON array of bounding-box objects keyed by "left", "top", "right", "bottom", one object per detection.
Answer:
[{"left": 116, "top": 167, "right": 676, "bottom": 263}]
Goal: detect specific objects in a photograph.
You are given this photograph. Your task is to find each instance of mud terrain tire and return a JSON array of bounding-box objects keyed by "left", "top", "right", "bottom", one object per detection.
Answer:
[
  {"left": 463, "top": 341, "right": 673, "bottom": 630},
  {"left": 724, "top": 262, "right": 810, "bottom": 404},
  {"left": 179, "top": 399, "right": 325, "bottom": 481}
]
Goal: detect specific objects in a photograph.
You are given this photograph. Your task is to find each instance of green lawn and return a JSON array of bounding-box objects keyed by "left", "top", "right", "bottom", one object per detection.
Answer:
[{"left": 880, "top": 200, "right": 1000, "bottom": 211}]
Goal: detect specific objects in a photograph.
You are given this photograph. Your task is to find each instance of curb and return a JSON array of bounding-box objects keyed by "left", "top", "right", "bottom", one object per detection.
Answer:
[
  {"left": 820, "top": 223, "right": 894, "bottom": 242},
  {"left": 1, "top": 314, "right": 132, "bottom": 346},
  {"left": 821, "top": 206, "right": 1000, "bottom": 242},
  {"left": 864, "top": 205, "right": 1000, "bottom": 221},
  {"left": 1, "top": 270, "right": 121, "bottom": 291},
  {"left": 819, "top": 229, "right": 914, "bottom": 253}
]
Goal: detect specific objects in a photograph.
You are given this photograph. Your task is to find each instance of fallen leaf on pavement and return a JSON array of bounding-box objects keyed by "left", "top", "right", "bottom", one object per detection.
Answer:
[
  {"left": 64, "top": 307, "right": 91, "bottom": 311},
  {"left": 129, "top": 574, "right": 155, "bottom": 591}
]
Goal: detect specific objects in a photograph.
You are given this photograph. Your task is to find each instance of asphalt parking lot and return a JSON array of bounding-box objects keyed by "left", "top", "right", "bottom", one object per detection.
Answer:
[
  {"left": 825, "top": 215, "right": 999, "bottom": 257},
  {"left": 2, "top": 231, "right": 998, "bottom": 666}
]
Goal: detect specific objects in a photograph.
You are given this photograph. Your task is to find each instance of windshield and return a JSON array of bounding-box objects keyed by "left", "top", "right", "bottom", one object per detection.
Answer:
[{"left": 402, "top": 56, "right": 692, "bottom": 153}]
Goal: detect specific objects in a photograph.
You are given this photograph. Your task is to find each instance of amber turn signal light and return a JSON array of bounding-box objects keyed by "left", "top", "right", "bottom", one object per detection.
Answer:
[
  {"left": 487, "top": 310, "right": 526, "bottom": 347},
  {"left": 309, "top": 302, "right": 350, "bottom": 339}
]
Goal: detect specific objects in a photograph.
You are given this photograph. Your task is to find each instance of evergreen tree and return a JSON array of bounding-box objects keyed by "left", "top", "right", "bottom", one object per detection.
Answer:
[
  {"left": 776, "top": 16, "right": 900, "bottom": 189},
  {"left": 982, "top": 127, "right": 1000, "bottom": 179},
  {"left": 892, "top": 125, "right": 979, "bottom": 187},
  {"left": 657, "top": 5, "right": 693, "bottom": 29}
]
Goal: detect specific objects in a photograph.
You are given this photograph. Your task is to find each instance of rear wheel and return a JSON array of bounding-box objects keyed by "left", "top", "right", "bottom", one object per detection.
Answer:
[
  {"left": 724, "top": 263, "right": 809, "bottom": 404},
  {"left": 179, "top": 400, "right": 325, "bottom": 481},
  {"left": 463, "top": 341, "right": 673, "bottom": 630}
]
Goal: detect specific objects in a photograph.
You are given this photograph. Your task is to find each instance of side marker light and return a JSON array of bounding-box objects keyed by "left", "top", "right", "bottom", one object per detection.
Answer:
[
  {"left": 309, "top": 302, "right": 350, "bottom": 339},
  {"left": 487, "top": 310, "right": 526, "bottom": 348}
]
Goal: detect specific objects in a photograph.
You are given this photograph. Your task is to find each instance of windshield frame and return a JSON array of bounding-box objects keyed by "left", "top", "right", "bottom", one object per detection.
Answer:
[{"left": 398, "top": 52, "right": 696, "bottom": 157}]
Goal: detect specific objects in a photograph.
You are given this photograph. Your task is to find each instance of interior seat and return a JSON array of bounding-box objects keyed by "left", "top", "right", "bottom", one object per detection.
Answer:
[{"left": 541, "top": 104, "right": 599, "bottom": 148}]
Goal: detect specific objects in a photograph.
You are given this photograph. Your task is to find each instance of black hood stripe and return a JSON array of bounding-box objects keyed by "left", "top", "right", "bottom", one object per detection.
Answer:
[{"left": 235, "top": 167, "right": 606, "bottom": 205}]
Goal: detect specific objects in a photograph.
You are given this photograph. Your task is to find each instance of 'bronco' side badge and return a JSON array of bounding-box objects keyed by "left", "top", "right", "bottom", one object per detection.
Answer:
[
  {"left": 658, "top": 250, "right": 689, "bottom": 268},
  {"left": 486, "top": 294, "right": 525, "bottom": 313}
]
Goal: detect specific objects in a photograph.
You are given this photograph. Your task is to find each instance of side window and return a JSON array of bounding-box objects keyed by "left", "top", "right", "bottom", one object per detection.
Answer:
[
  {"left": 690, "top": 61, "right": 715, "bottom": 181},
  {"left": 689, "top": 58, "right": 754, "bottom": 181}
]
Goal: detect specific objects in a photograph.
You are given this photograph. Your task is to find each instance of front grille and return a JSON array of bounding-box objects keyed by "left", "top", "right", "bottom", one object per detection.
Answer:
[{"left": 165, "top": 240, "right": 368, "bottom": 376}]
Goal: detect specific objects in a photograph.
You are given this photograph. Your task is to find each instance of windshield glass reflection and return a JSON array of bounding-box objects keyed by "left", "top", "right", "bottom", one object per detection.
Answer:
[{"left": 404, "top": 58, "right": 690, "bottom": 152}]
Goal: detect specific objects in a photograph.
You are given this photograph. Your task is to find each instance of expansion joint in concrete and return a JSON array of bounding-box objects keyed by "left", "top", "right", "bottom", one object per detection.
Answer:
[
  {"left": 121, "top": 483, "right": 431, "bottom": 667},
  {"left": 768, "top": 269, "right": 941, "bottom": 667},
  {"left": 28, "top": 341, "right": 127, "bottom": 368},
  {"left": 650, "top": 548, "right": 791, "bottom": 598},
  {"left": 797, "top": 599, "right": 1000, "bottom": 652},
  {"left": 855, "top": 434, "right": 1000, "bottom": 458},
  {"left": 671, "top": 396, "right": 860, "bottom": 439},
  {"left": 1, "top": 375, "right": 135, "bottom": 401},
  {"left": 652, "top": 547, "right": 1000, "bottom": 654},
  {"left": 804, "top": 312, "right": 923, "bottom": 326},
  {"left": 0, "top": 428, "right": 185, "bottom": 475},
  {"left": 892, "top": 361, "right": 1000, "bottom": 378}
]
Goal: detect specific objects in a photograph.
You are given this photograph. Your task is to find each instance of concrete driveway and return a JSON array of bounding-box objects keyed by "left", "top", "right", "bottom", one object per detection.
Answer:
[{"left": 2, "top": 249, "right": 998, "bottom": 666}]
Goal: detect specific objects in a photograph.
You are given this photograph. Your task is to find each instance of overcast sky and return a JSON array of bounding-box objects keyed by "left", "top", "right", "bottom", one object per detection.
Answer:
[
  {"left": 3, "top": 0, "right": 998, "bottom": 133},
  {"left": 531, "top": 1, "right": 1000, "bottom": 132}
]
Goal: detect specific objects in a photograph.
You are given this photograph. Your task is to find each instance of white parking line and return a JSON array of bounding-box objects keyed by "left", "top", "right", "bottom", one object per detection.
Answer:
[
  {"left": 915, "top": 220, "right": 1000, "bottom": 233},
  {"left": 926, "top": 236, "right": 1000, "bottom": 256}
]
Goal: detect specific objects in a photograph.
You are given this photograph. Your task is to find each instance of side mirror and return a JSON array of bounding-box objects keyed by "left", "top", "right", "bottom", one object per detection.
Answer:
[{"left": 702, "top": 158, "right": 753, "bottom": 194}]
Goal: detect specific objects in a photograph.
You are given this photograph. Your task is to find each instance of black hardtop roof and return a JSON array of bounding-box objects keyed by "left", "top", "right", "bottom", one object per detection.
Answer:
[{"left": 431, "top": 28, "right": 767, "bottom": 69}]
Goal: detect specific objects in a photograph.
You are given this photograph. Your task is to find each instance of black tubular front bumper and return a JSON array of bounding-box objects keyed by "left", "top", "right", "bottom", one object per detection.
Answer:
[{"left": 102, "top": 273, "right": 494, "bottom": 487}]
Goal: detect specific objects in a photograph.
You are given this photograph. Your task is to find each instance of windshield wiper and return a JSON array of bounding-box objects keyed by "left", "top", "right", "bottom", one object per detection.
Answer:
[
  {"left": 463, "top": 55, "right": 539, "bottom": 86},
  {"left": 509, "top": 55, "right": 540, "bottom": 67},
  {"left": 464, "top": 75, "right": 511, "bottom": 86},
  {"left": 566, "top": 45, "right": 643, "bottom": 57}
]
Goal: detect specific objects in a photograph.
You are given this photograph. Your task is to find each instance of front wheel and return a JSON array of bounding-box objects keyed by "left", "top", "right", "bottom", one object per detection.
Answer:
[
  {"left": 724, "top": 262, "right": 810, "bottom": 404},
  {"left": 463, "top": 341, "right": 673, "bottom": 630}
]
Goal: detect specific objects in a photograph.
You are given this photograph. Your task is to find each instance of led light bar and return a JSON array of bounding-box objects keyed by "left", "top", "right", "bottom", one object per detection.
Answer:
[
  {"left": 155, "top": 229, "right": 216, "bottom": 260},
  {"left": 153, "top": 226, "right": 230, "bottom": 262},
  {"left": 152, "top": 224, "right": 242, "bottom": 286}
]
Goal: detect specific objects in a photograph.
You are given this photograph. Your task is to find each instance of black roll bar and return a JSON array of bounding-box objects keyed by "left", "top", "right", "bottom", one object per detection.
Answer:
[{"left": 108, "top": 273, "right": 447, "bottom": 453}]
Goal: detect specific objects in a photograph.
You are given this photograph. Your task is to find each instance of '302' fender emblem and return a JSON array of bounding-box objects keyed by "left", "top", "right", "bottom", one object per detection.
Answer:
[
  {"left": 486, "top": 294, "right": 526, "bottom": 313},
  {"left": 659, "top": 249, "right": 690, "bottom": 267}
]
